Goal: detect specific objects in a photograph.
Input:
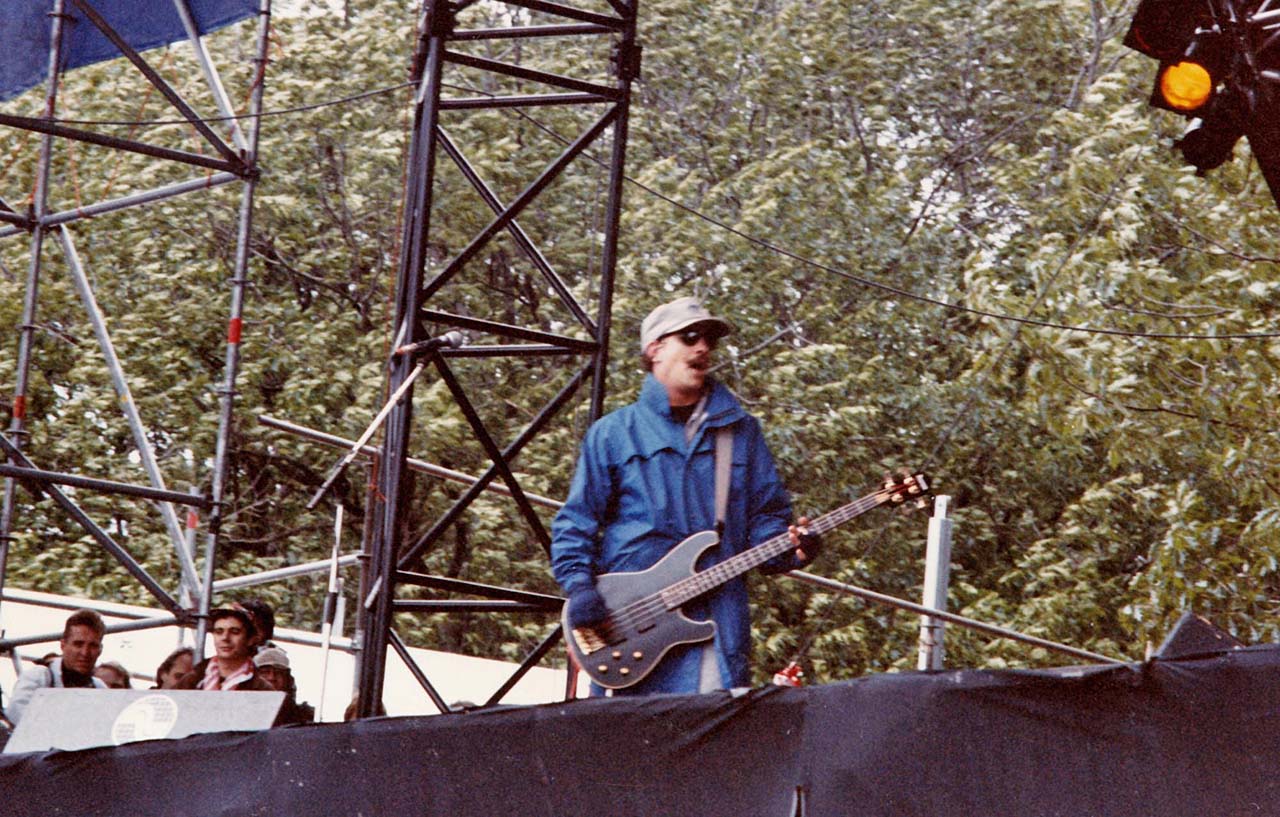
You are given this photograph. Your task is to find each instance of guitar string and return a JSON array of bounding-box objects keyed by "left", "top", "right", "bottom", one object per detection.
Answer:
[
  {"left": 598, "top": 492, "right": 891, "bottom": 634},
  {"left": 599, "top": 489, "right": 902, "bottom": 633},
  {"left": 587, "top": 487, "right": 910, "bottom": 642}
]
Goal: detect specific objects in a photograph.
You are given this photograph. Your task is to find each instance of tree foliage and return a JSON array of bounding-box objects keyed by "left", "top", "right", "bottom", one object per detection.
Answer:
[{"left": 3, "top": 0, "right": 1279, "bottom": 688}]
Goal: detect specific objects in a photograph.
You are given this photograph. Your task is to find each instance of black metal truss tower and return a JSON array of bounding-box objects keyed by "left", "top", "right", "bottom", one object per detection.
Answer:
[{"left": 355, "top": 0, "right": 639, "bottom": 716}]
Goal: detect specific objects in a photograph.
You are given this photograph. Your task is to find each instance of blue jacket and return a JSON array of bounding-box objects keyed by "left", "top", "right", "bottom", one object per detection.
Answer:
[{"left": 551, "top": 374, "right": 794, "bottom": 694}]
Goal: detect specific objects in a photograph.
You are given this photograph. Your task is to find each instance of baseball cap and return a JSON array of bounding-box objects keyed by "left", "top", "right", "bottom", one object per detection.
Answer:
[
  {"left": 639, "top": 297, "right": 734, "bottom": 350},
  {"left": 254, "top": 647, "right": 290, "bottom": 670}
]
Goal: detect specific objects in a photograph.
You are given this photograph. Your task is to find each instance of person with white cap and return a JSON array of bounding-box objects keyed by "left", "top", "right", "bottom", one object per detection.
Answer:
[
  {"left": 551, "top": 296, "right": 820, "bottom": 696},
  {"left": 254, "top": 647, "right": 315, "bottom": 726}
]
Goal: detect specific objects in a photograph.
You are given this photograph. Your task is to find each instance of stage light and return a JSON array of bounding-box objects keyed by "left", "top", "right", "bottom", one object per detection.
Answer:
[
  {"left": 1123, "top": 0, "right": 1257, "bottom": 182},
  {"left": 1158, "top": 60, "right": 1213, "bottom": 112}
]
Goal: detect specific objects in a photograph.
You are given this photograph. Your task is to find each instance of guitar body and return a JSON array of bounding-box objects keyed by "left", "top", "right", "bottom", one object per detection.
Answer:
[
  {"left": 562, "top": 472, "right": 929, "bottom": 691},
  {"left": 564, "top": 530, "right": 721, "bottom": 690}
]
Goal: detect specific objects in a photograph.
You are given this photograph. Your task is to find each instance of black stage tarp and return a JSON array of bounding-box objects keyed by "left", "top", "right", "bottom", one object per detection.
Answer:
[{"left": 3, "top": 645, "right": 1278, "bottom": 816}]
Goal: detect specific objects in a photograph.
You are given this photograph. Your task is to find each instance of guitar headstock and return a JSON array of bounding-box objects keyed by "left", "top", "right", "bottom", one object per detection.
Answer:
[{"left": 881, "top": 470, "right": 931, "bottom": 510}]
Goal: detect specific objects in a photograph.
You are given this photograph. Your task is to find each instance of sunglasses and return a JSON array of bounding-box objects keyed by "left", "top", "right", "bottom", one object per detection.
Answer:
[{"left": 670, "top": 327, "right": 719, "bottom": 348}]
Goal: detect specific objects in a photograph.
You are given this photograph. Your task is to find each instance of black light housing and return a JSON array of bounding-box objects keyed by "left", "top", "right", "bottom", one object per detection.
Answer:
[
  {"left": 1126, "top": 0, "right": 1280, "bottom": 207},
  {"left": 1123, "top": 0, "right": 1209, "bottom": 60},
  {"left": 1144, "top": 27, "right": 1229, "bottom": 114},
  {"left": 1176, "top": 88, "right": 1247, "bottom": 172}
]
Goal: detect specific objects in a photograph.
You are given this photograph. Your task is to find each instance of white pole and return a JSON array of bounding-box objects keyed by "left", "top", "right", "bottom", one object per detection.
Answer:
[
  {"left": 57, "top": 228, "right": 203, "bottom": 594},
  {"left": 180, "top": 486, "right": 200, "bottom": 647},
  {"left": 171, "top": 0, "right": 249, "bottom": 151},
  {"left": 333, "top": 578, "right": 347, "bottom": 640},
  {"left": 917, "top": 495, "right": 953, "bottom": 671},
  {"left": 316, "top": 506, "right": 344, "bottom": 721}
]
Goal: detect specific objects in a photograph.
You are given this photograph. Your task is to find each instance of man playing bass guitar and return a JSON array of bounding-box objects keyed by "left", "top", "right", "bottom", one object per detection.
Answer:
[{"left": 551, "top": 296, "right": 819, "bottom": 696}]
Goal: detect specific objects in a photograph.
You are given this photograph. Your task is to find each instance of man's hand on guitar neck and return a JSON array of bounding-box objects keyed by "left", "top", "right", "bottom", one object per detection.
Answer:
[
  {"left": 788, "top": 516, "right": 822, "bottom": 569},
  {"left": 761, "top": 517, "right": 823, "bottom": 575}
]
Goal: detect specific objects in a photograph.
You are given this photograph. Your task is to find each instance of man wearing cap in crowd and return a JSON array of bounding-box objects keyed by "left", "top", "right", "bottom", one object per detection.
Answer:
[
  {"left": 254, "top": 647, "right": 315, "bottom": 726},
  {"left": 173, "top": 605, "right": 273, "bottom": 692},
  {"left": 240, "top": 597, "right": 277, "bottom": 653},
  {"left": 551, "top": 295, "right": 820, "bottom": 696}
]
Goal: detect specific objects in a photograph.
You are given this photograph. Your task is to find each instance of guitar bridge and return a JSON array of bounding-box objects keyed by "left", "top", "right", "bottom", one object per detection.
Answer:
[{"left": 571, "top": 626, "right": 608, "bottom": 655}]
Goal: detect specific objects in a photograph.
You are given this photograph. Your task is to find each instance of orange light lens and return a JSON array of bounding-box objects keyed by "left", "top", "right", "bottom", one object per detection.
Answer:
[{"left": 1160, "top": 61, "right": 1213, "bottom": 111}]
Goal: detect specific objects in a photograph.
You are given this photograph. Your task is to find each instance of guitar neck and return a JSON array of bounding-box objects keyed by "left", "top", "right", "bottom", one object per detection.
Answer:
[{"left": 661, "top": 489, "right": 898, "bottom": 608}]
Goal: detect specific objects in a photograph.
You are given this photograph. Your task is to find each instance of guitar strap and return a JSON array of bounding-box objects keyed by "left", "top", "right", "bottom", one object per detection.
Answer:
[
  {"left": 714, "top": 425, "right": 733, "bottom": 535},
  {"left": 682, "top": 393, "right": 731, "bottom": 533},
  {"left": 683, "top": 393, "right": 709, "bottom": 444},
  {"left": 698, "top": 425, "right": 734, "bottom": 692}
]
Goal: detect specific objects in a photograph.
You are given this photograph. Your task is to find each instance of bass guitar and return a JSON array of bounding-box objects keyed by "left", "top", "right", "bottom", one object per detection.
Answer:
[{"left": 564, "top": 472, "right": 930, "bottom": 689}]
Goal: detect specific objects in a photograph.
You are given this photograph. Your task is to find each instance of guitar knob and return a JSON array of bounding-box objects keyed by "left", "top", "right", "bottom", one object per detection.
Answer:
[
  {"left": 611, "top": 650, "right": 622, "bottom": 659},
  {"left": 597, "top": 665, "right": 609, "bottom": 673},
  {"left": 619, "top": 667, "right": 630, "bottom": 676},
  {"left": 632, "top": 651, "right": 643, "bottom": 660}
]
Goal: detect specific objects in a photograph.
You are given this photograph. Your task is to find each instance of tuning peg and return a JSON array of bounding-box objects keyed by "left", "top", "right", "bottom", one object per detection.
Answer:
[{"left": 899, "top": 471, "right": 929, "bottom": 496}]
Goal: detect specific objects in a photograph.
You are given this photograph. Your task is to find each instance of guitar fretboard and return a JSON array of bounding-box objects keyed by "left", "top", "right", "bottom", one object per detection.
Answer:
[{"left": 657, "top": 483, "right": 915, "bottom": 609}]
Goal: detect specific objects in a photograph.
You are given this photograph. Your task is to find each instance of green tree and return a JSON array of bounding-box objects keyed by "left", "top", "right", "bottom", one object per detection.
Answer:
[{"left": 3, "top": 0, "right": 1279, "bottom": 688}]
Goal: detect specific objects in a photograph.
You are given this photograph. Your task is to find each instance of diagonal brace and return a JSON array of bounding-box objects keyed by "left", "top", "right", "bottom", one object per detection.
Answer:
[
  {"left": 398, "top": 363, "right": 591, "bottom": 569},
  {"left": 68, "top": 0, "right": 245, "bottom": 170},
  {"left": 0, "top": 436, "right": 182, "bottom": 615},
  {"left": 421, "top": 106, "right": 618, "bottom": 301},
  {"left": 436, "top": 127, "right": 596, "bottom": 335}
]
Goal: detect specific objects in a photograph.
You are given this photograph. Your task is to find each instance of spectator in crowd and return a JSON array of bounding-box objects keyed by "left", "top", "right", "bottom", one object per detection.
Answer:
[
  {"left": 7, "top": 609, "right": 108, "bottom": 724},
  {"left": 343, "top": 695, "right": 386, "bottom": 721},
  {"left": 173, "top": 606, "right": 272, "bottom": 692},
  {"left": 152, "top": 646, "right": 194, "bottom": 690},
  {"left": 253, "top": 647, "right": 314, "bottom": 726},
  {"left": 240, "top": 598, "right": 277, "bottom": 652},
  {"left": 95, "top": 660, "right": 132, "bottom": 689}
]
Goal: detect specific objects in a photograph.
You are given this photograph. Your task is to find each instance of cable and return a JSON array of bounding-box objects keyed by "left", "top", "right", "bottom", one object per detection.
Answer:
[
  {"left": 919, "top": 153, "right": 1142, "bottom": 471},
  {"left": 45, "top": 80, "right": 417, "bottom": 127},
  {"left": 636, "top": 174, "right": 1280, "bottom": 341},
  {"left": 25, "top": 63, "right": 1278, "bottom": 341},
  {"left": 779, "top": 155, "right": 1181, "bottom": 673},
  {"left": 444, "top": 80, "right": 1280, "bottom": 342},
  {"left": 38, "top": 69, "right": 1280, "bottom": 341}
]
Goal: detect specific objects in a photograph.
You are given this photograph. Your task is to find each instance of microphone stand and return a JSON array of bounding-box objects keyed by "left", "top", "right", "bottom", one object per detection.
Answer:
[
  {"left": 305, "top": 332, "right": 464, "bottom": 510},
  {"left": 305, "top": 360, "right": 427, "bottom": 510}
]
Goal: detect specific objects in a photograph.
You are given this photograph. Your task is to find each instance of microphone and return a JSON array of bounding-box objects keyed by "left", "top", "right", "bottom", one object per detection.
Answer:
[{"left": 394, "top": 330, "right": 465, "bottom": 357}]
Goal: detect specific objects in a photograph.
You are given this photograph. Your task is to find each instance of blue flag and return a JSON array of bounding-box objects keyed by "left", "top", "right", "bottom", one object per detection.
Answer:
[{"left": 0, "top": 0, "right": 257, "bottom": 102}]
